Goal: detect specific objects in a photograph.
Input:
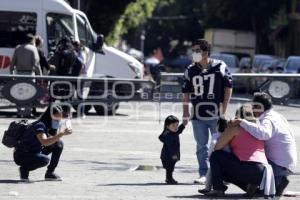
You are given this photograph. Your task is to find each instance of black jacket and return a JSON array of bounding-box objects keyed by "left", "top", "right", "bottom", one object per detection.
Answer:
[
  {"left": 38, "top": 49, "right": 50, "bottom": 72},
  {"left": 159, "top": 124, "right": 185, "bottom": 162}
]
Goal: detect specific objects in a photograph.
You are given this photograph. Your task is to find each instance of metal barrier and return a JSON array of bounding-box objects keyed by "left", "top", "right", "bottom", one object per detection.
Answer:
[
  {"left": 161, "top": 72, "right": 300, "bottom": 78},
  {"left": 160, "top": 72, "right": 300, "bottom": 105},
  {"left": 0, "top": 73, "right": 299, "bottom": 117},
  {"left": 0, "top": 74, "right": 155, "bottom": 116}
]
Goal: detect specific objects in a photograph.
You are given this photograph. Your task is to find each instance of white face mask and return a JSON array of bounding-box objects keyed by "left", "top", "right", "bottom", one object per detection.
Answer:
[{"left": 192, "top": 52, "right": 202, "bottom": 63}]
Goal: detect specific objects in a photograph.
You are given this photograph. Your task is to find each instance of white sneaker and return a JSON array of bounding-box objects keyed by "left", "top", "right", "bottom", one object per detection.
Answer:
[{"left": 194, "top": 176, "right": 206, "bottom": 185}]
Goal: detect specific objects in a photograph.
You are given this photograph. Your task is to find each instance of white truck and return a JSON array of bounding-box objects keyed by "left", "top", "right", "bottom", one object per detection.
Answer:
[
  {"left": 0, "top": 0, "right": 144, "bottom": 115},
  {"left": 204, "top": 28, "right": 256, "bottom": 57}
]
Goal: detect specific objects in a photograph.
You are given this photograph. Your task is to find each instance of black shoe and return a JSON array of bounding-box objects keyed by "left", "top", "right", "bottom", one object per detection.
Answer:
[
  {"left": 198, "top": 189, "right": 210, "bottom": 195},
  {"left": 45, "top": 172, "right": 62, "bottom": 181},
  {"left": 19, "top": 167, "right": 29, "bottom": 182},
  {"left": 165, "top": 178, "right": 178, "bottom": 185},
  {"left": 243, "top": 184, "right": 259, "bottom": 198},
  {"left": 199, "top": 185, "right": 228, "bottom": 194},
  {"left": 205, "top": 190, "right": 225, "bottom": 197},
  {"left": 276, "top": 177, "right": 289, "bottom": 196}
]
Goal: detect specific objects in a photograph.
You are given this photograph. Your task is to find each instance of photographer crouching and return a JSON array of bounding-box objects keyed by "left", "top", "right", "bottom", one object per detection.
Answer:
[{"left": 14, "top": 104, "right": 72, "bottom": 182}]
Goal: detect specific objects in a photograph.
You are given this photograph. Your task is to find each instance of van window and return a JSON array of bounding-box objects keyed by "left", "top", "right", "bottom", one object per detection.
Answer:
[
  {"left": 0, "top": 11, "right": 37, "bottom": 48},
  {"left": 46, "top": 13, "right": 74, "bottom": 52},
  {"left": 76, "top": 14, "right": 94, "bottom": 49}
]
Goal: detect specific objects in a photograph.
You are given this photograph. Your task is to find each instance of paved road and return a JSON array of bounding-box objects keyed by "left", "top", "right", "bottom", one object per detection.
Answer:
[{"left": 0, "top": 101, "right": 299, "bottom": 200}]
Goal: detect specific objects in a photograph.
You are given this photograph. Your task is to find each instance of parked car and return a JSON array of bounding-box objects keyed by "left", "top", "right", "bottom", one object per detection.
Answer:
[
  {"left": 285, "top": 56, "right": 300, "bottom": 73},
  {"left": 211, "top": 53, "right": 254, "bottom": 92},
  {"left": 253, "top": 54, "right": 274, "bottom": 73},
  {"left": 210, "top": 53, "right": 239, "bottom": 73},
  {"left": 256, "top": 59, "right": 276, "bottom": 88},
  {"left": 251, "top": 55, "right": 274, "bottom": 90},
  {"left": 284, "top": 56, "right": 300, "bottom": 97},
  {"left": 239, "top": 57, "right": 251, "bottom": 70},
  {"left": 271, "top": 58, "right": 285, "bottom": 73},
  {"left": 257, "top": 58, "right": 285, "bottom": 73},
  {"left": 235, "top": 57, "right": 256, "bottom": 92}
]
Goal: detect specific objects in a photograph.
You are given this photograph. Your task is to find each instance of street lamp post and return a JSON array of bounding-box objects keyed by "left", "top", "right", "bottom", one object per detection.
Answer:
[{"left": 140, "top": 29, "right": 145, "bottom": 60}]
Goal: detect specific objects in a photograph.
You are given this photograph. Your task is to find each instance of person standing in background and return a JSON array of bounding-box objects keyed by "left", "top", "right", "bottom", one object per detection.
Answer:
[
  {"left": 10, "top": 33, "right": 41, "bottom": 75},
  {"left": 35, "top": 35, "right": 55, "bottom": 75},
  {"left": 144, "top": 47, "right": 164, "bottom": 84},
  {"left": 10, "top": 33, "right": 42, "bottom": 117}
]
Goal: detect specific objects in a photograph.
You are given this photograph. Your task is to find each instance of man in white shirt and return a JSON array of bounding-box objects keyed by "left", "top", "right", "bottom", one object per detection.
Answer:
[{"left": 230, "top": 92, "right": 297, "bottom": 196}]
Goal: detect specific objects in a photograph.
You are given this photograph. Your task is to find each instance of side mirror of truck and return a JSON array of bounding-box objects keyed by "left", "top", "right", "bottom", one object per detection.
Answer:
[{"left": 93, "top": 34, "right": 104, "bottom": 55}]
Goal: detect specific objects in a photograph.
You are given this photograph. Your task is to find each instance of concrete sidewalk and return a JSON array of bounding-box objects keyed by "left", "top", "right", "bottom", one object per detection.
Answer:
[{"left": 0, "top": 102, "right": 299, "bottom": 200}]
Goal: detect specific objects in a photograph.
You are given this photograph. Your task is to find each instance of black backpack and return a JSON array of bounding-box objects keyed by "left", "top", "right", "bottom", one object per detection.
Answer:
[{"left": 2, "top": 120, "right": 31, "bottom": 148}]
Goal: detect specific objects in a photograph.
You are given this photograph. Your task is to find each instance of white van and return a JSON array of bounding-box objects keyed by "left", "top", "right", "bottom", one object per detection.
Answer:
[{"left": 0, "top": 0, "right": 144, "bottom": 114}]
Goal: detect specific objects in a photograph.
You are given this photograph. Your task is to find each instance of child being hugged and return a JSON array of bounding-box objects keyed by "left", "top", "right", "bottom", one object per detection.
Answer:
[{"left": 159, "top": 115, "right": 185, "bottom": 184}]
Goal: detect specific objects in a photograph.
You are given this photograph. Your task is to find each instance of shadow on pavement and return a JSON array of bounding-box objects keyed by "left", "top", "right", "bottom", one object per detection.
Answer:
[
  {"left": 63, "top": 160, "right": 109, "bottom": 165},
  {"left": 0, "top": 180, "right": 20, "bottom": 184},
  {"left": 63, "top": 160, "right": 132, "bottom": 171},
  {"left": 0, "top": 160, "right": 14, "bottom": 164},
  {"left": 168, "top": 194, "right": 267, "bottom": 199},
  {"left": 98, "top": 182, "right": 195, "bottom": 187},
  {"left": 0, "top": 179, "right": 54, "bottom": 184},
  {"left": 73, "top": 112, "right": 128, "bottom": 117}
]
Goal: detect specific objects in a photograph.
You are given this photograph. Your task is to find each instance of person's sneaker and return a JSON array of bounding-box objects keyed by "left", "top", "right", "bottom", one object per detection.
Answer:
[
  {"left": 194, "top": 176, "right": 206, "bottom": 185},
  {"left": 276, "top": 177, "right": 289, "bottom": 196},
  {"left": 45, "top": 172, "right": 62, "bottom": 181},
  {"left": 165, "top": 178, "right": 178, "bottom": 185},
  {"left": 205, "top": 190, "right": 225, "bottom": 197}
]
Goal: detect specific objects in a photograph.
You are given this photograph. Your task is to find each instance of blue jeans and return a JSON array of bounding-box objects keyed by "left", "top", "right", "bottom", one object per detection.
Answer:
[
  {"left": 268, "top": 160, "right": 292, "bottom": 189},
  {"left": 192, "top": 119, "right": 218, "bottom": 176},
  {"left": 14, "top": 140, "right": 64, "bottom": 173}
]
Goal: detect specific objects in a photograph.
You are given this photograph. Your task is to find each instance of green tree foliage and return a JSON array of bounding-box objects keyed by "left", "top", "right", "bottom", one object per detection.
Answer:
[
  {"left": 125, "top": 0, "right": 205, "bottom": 56},
  {"left": 67, "top": 0, "right": 134, "bottom": 41},
  {"left": 85, "top": 0, "right": 133, "bottom": 40},
  {"left": 106, "top": 0, "right": 160, "bottom": 46},
  {"left": 125, "top": 0, "right": 286, "bottom": 55},
  {"left": 202, "top": 0, "right": 286, "bottom": 53},
  {"left": 68, "top": 0, "right": 286, "bottom": 54},
  {"left": 72, "top": 0, "right": 159, "bottom": 46}
]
